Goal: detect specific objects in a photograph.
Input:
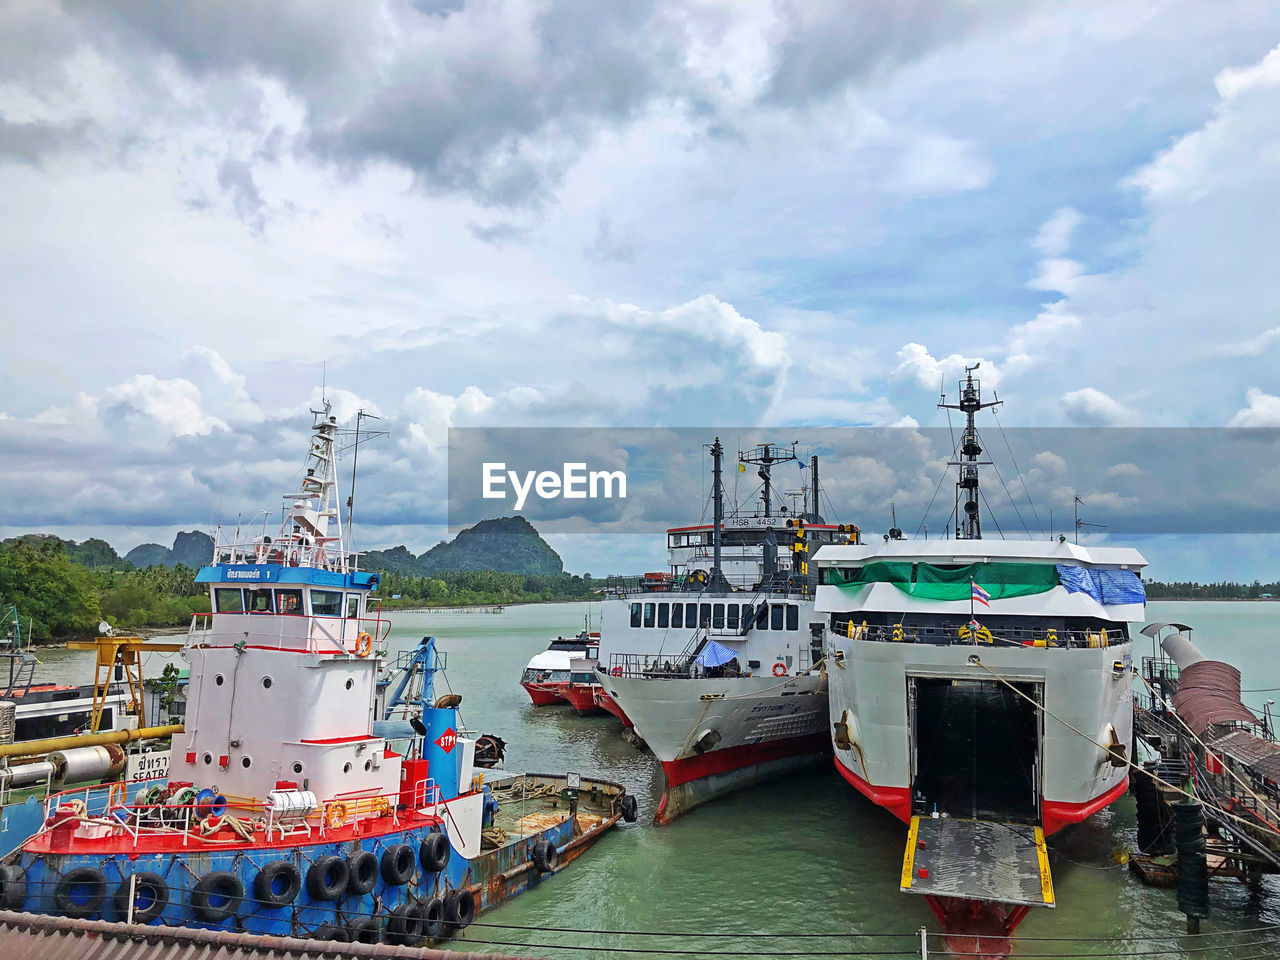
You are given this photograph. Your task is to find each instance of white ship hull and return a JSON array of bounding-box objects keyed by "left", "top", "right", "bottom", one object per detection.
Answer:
[
  {"left": 824, "top": 635, "right": 1133, "bottom": 836},
  {"left": 607, "top": 671, "right": 829, "bottom": 822}
]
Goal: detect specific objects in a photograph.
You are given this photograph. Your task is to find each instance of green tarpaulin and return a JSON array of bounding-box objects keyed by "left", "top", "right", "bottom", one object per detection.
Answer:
[{"left": 827, "top": 561, "right": 1059, "bottom": 600}]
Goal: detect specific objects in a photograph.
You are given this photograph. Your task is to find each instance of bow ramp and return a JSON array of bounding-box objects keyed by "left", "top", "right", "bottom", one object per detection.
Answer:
[{"left": 902, "top": 816, "right": 1054, "bottom": 907}]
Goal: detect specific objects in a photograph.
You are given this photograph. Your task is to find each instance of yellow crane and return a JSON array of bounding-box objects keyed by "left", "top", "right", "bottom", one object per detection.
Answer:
[{"left": 64, "top": 635, "right": 185, "bottom": 733}]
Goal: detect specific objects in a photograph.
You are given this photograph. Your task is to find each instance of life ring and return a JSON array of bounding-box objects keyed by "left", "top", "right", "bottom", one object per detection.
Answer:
[
  {"left": 355, "top": 632, "right": 373, "bottom": 658},
  {"left": 325, "top": 801, "right": 349, "bottom": 829},
  {"left": 610, "top": 666, "right": 623, "bottom": 677},
  {"left": 772, "top": 662, "right": 787, "bottom": 677}
]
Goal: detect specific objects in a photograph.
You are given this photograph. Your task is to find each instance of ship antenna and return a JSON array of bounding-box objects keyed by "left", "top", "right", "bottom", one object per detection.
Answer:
[{"left": 938, "top": 363, "right": 1001, "bottom": 540}]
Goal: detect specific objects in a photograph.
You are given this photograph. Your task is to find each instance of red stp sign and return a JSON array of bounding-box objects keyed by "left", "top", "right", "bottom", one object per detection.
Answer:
[{"left": 435, "top": 728, "right": 458, "bottom": 753}]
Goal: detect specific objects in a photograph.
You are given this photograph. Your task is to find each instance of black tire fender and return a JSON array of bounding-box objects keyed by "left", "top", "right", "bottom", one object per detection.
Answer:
[
  {"left": 443, "top": 887, "right": 475, "bottom": 928},
  {"left": 619, "top": 793, "right": 638, "bottom": 823},
  {"left": 380, "top": 843, "right": 415, "bottom": 885},
  {"left": 386, "top": 901, "right": 426, "bottom": 946},
  {"left": 54, "top": 867, "right": 107, "bottom": 919},
  {"left": 422, "top": 896, "right": 445, "bottom": 939},
  {"left": 418, "top": 831, "right": 450, "bottom": 873},
  {"left": 348, "top": 915, "right": 383, "bottom": 944},
  {"left": 0, "top": 864, "right": 26, "bottom": 911},
  {"left": 191, "top": 870, "right": 243, "bottom": 922},
  {"left": 305, "top": 855, "right": 349, "bottom": 901},
  {"left": 531, "top": 838, "right": 558, "bottom": 873},
  {"left": 253, "top": 860, "right": 301, "bottom": 907},
  {"left": 113, "top": 871, "right": 168, "bottom": 922},
  {"left": 310, "top": 924, "right": 350, "bottom": 943},
  {"left": 347, "top": 850, "right": 378, "bottom": 896}
]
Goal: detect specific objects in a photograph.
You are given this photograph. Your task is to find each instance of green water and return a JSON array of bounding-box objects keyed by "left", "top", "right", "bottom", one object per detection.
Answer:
[{"left": 33, "top": 600, "right": 1280, "bottom": 957}]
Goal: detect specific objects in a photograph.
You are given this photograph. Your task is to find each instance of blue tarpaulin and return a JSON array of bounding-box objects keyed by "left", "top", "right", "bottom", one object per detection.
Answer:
[
  {"left": 696, "top": 639, "right": 739, "bottom": 667},
  {"left": 1056, "top": 565, "right": 1146, "bottom": 605}
]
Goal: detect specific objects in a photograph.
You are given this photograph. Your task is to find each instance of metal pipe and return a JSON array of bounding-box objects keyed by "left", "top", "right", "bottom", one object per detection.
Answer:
[{"left": 0, "top": 724, "right": 182, "bottom": 759}]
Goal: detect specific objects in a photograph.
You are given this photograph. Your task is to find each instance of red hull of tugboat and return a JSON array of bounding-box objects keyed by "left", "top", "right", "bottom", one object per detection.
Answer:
[
  {"left": 522, "top": 680, "right": 569, "bottom": 706},
  {"left": 593, "top": 687, "right": 633, "bottom": 727},
  {"left": 563, "top": 683, "right": 606, "bottom": 716}
]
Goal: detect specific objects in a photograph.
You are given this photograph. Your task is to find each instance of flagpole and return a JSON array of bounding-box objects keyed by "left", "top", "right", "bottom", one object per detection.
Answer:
[{"left": 969, "top": 577, "right": 975, "bottom": 635}]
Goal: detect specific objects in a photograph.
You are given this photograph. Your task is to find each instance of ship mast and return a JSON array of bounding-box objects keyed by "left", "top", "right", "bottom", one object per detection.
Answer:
[
  {"left": 738, "top": 442, "right": 798, "bottom": 518},
  {"left": 938, "top": 364, "right": 1001, "bottom": 540}
]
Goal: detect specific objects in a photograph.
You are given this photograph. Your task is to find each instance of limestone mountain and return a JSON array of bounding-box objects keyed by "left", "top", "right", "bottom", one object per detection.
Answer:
[{"left": 363, "top": 517, "right": 564, "bottom": 577}]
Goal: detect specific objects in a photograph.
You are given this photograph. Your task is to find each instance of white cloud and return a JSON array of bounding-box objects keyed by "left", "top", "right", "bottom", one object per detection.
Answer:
[
  {"left": 1060, "top": 387, "right": 1133, "bottom": 426},
  {"left": 103, "top": 375, "right": 226, "bottom": 437},
  {"left": 1033, "top": 206, "right": 1082, "bottom": 257},
  {"left": 1212, "top": 326, "right": 1280, "bottom": 358},
  {"left": 1005, "top": 301, "right": 1082, "bottom": 371},
  {"left": 1228, "top": 388, "right": 1280, "bottom": 427},
  {"left": 1106, "top": 462, "right": 1143, "bottom": 479},
  {"left": 1031, "top": 451, "right": 1067, "bottom": 476},
  {"left": 1214, "top": 43, "right": 1280, "bottom": 100},
  {"left": 891, "top": 342, "right": 999, "bottom": 392}
]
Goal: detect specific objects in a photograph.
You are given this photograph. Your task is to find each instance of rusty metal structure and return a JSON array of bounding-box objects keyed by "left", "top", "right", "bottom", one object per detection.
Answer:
[{"left": 0, "top": 909, "right": 529, "bottom": 959}]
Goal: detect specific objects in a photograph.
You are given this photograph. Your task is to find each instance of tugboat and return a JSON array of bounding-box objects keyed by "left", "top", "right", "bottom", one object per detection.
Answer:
[
  {"left": 813, "top": 368, "right": 1146, "bottom": 954},
  {"left": 519, "top": 630, "right": 599, "bottom": 706},
  {"left": 600, "top": 440, "right": 854, "bottom": 822},
  {"left": 1, "top": 401, "right": 634, "bottom": 944}
]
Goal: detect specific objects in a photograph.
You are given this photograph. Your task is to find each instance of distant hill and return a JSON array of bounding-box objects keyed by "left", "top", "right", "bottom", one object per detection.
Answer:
[
  {"left": 124, "top": 530, "right": 215, "bottom": 569},
  {"left": 3, "top": 534, "right": 131, "bottom": 569},
  {"left": 363, "top": 517, "right": 564, "bottom": 577}
]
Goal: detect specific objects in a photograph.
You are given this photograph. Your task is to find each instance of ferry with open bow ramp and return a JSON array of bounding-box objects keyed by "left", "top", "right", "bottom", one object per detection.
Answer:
[
  {"left": 0, "top": 401, "right": 635, "bottom": 946},
  {"left": 813, "top": 368, "right": 1146, "bottom": 954},
  {"left": 599, "top": 439, "right": 859, "bottom": 823}
]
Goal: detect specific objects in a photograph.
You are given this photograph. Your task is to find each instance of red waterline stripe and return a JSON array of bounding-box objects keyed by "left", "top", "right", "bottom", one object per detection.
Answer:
[
  {"left": 832, "top": 754, "right": 912, "bottom": 823},
  {"left": 299, "top": 734, "right": 380, "bottom": 745},
  {"left": 1041, "top": 775, "right": 1129, "bottom": 836},
  {"left": 660, "top": 732, "right": 829, "bottom": 788}
]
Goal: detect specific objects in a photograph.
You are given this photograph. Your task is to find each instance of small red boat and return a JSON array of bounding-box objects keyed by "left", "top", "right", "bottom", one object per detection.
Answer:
[{"left": 562, "top": 657, "right": 606, "bottom": 716}]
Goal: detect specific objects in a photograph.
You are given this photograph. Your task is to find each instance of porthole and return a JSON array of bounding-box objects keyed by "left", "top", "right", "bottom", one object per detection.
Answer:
[
  {"left": 241, "top": 756, "right": 252, "bottom": 769},
  {"left": 203, "top": 753, "right": 213, "bottom": 765},
  {"left": 342, "top": 762, "right": 352, "bottom": 774},
  {"left": 214, "top": 674, "right": 224, "bottom": 686},
  {"left": 292, "top": 762, "right": 303, "bottom": 775},
  {"left": 262, "top": 676, "right": 273, "bottom": 690},
  {"left": 364, "top": 759, "right": 372, "bottom": 772},
  {"left": 345, "top": 678, "right": 354, "bottom": 690}
]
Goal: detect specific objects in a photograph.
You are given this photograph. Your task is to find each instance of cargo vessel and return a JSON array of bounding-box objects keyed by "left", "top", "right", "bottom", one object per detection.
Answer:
[
  {"left": 601, "top": 440, "right": 856, "bottom": 822},
  {"left": 813, "top": 368, "right": 1145, "bottom": 951}
]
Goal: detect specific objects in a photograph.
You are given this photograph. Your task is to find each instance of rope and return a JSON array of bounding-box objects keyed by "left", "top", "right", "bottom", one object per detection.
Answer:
[
  {"left": 966, "top": 655, "right": 1280, "bottom": 837},
  {"left": 991, "top": 407, "right": 1046, "bottom": 535}
]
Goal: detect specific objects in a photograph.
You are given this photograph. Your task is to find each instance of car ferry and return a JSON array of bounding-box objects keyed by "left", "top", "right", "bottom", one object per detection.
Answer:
[{"left": 0, "top": 401, "right": 634, "bottom": 944}]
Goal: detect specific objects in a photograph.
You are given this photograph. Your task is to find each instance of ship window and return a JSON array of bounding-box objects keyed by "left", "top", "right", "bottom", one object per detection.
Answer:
[
  {"left": 671, "top": 604, "right": 684, "bottom": 629},
  {"left": 741, "top": 603, "right": 753, "bottom": 628},
  {"left": 310, "top": 589, "right": 343, "bottom": 617},
  {"left": 756, "top": 605, "right": 769, "bottom": 630},
  {"left": 214, "top": 674, "right": 224, "bottom": 686},
  {"left": 275, "top": 589, "right": 303, "bottom": 615},
  {"left": 262, "top": 676, "right": 274, "bottom": 690},
  {"left": 630, "top": 603, "right": 642, "bottom": 628},
  {"left": 345, "top": 678, "right": 354, "bottom": 690},
  {"left": 343, "top": 762, "right": 352, "bottom": 774},
  {"left": 346, "top": 595, "right": 360, "bottom": 619},
  {"left": 364, "top": 759, "right": 373, "bottom": 772},
  {"left": 292, "top": 762, "right": 303, "bottom": 774},
  {"left": 214, "top": 588, "right": 244, "bottom": 613},
  {"left": 699, "top": 603, "right": 711, "bottom": 629},
  {"left": 241, "top": 756, "right": 252, "bottom": 768},
  {"left": 771, "top": 605, "right": 784, "bottom": 631},
  {"left": 685, "top": 603, "right": 697, "bottom": 627},
  {"left": 786, "top": 605, "right": 799, "bottom": 631},
  {"left": 643, "top": 603, "right": 655, "bottom": 628},
  {"left": 712, "top": 604, "right": 725, "bottom": 630},
  {"left": 246, "top": 589, "right": 273, "bottom": 613},
  {"left": 657, "top": 603, "right": 669, "bottom": 628},
  {"left": 727, "top": 604, "right": 740, "bottom": 631},
  {"left": 203, "top": 753, "right": 213, "bottom": 765}
]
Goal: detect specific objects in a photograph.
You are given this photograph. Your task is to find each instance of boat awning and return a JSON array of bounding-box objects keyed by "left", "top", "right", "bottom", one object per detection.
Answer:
[
  {"left": 696, "top": 639, "right": 739, "bottom": 668},
  {"left": 901, "top": 816, "right": 1055, "bottom": 908}
]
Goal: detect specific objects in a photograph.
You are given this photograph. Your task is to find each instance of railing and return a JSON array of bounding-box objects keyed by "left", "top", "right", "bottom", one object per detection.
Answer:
[
  {"left": 186, "top": 611, "right": 392, "bottom": 654},
  {"left": 604, "top": 571, "right": 813, "bottom": 598},
  {"left": 606, "top": 652, "right": 761, "bottom": 681},
  {"left": 211, "top": 538, "right": 354, "bottom": 574},
  {"left": 833, "top": 618, "right": 1128, "bottom": 649}
]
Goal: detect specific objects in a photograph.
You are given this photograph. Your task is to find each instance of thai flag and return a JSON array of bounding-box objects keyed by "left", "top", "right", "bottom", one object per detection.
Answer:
[{"left": 971, "top": 581, "right": 991, "bottom": 606}]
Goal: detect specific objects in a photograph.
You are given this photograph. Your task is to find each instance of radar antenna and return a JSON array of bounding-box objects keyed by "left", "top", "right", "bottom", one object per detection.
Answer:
[
  {"left": 738, "top": 441, "right": 799, "bottom": 518},
  {"left": 938, "top": 364, "right": 1001, "bottom": 540}
]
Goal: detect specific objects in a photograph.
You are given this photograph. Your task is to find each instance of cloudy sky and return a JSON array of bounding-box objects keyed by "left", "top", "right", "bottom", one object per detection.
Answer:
[{"left": 2, "top": 0, "right": 1279, "bottom": 580}]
